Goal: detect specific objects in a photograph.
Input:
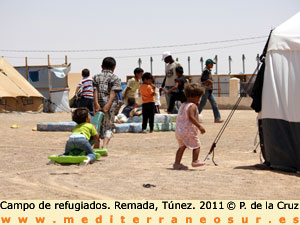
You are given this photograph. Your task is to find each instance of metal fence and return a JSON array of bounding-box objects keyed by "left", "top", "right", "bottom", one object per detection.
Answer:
[
  {"left": 126, "top": 74, "right": 256, "bottom": 97},
  {"left": 136, "top": 54, "right": 261, "bottom": 76}
]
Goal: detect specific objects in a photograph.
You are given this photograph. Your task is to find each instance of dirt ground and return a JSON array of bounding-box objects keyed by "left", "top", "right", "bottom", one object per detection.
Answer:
[{"left": 1, "top": 110, "right": 300, "bottom": 200}]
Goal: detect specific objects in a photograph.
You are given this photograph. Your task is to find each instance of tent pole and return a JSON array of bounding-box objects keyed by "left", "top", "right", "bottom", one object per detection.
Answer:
[
  {"left": 217, "top": 76, "right": 220, "bottom": 97},
  {"left": 65, "top": 55, "right": 68, "bottom": 88},
  {"left": 48, "top": 54, "right": 53, "bottom": 112},
  {"left": 25, "top": 57, "right": 29, "bottom": 81}
]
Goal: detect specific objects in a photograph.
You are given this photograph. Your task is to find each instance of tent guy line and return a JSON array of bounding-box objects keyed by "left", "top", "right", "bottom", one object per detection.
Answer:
[
  {"left": 0, "top": 36, "right": 267, "bottom": 53},
  {"left": 1, "top": 40, "right": 266, "bottom": 60}
]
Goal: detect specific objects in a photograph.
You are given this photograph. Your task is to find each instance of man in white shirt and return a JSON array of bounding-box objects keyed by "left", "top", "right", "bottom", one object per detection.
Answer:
[{"left": 162, "top": 51, "right": 180, "bottom": 113}]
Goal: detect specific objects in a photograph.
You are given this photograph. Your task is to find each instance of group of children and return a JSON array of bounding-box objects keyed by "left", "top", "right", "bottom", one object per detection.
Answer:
[{"left": 63, "top": 56, "right": 207, "bottom": 169}]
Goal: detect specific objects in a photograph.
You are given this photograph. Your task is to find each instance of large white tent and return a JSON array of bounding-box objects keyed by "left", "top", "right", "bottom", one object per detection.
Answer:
[{"left": 261, "top": 12, "right": 300, "bottom": 171}]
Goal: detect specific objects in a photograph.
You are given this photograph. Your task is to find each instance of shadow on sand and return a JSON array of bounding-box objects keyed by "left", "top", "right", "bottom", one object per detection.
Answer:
[{"left": 235, "top": 164, "right": 300, "bottom": 178}]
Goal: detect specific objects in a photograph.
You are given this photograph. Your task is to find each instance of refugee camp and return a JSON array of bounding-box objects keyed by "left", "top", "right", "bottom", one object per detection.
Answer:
[{"left": 0, "top": 1, "right": 299, "bottom": 200}]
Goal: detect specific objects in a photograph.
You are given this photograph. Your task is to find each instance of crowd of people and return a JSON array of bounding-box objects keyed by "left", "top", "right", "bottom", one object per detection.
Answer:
[{"left": 64, "top": 52, "right": 223, "bottom": 169}]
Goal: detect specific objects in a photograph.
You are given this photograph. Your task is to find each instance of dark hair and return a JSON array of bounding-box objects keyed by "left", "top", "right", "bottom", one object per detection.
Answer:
[
  {"left": 134, "top": 68, "right": 144, "bottom": 76},
  {"left": 184, "top": 83, "right": 204, "bottom": 98},
  {"left": 151, "top": 77, "right": 156, "bottom": 83},
  {"left": 102, "top": 57, "right": 116, "bottom": 69},
  {"left": 72, "top": 107, "right": 89, "bottom": 124},
  {"left": 127, "top": 97, "right": 136, "bottom": 106},
  {"left": 175, "top": 66, "right": 184, "bottom": 75},
  {"left": 142, "top": 72, "right": 153, "bottom": 81},
  {"left": 82, "top": 68, "right": 90, "bottom": 77},
  {"left": 164, "top": 55, "right": 173, "bottom": 63}
]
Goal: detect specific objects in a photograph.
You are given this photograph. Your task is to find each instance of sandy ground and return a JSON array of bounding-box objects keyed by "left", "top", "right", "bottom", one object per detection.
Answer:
[{"left": 1, "top": 110, "right": 300, "bottom": 200}]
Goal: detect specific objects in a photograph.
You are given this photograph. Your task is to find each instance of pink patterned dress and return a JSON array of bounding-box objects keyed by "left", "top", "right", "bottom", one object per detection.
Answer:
[{"left": 175, "top": 102, "right": 201, "bottom": 149}]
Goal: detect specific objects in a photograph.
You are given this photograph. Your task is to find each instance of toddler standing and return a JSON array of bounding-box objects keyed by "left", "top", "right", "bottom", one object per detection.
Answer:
[
  {"left": 139, "top": 72, "right": 155, "bottom": 133},
  {"left": 152, "top": 78, "right": 161, "bottom": 114},
  {"left": 174, "top": 83, "right": 206, "bottom": 170}
]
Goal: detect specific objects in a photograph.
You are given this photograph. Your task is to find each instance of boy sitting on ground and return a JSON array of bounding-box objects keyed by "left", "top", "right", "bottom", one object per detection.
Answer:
[
  {"left": 115, "top": 97, "right": 142, "bottom": 123},
  {"left": 61, "top": 107, "right": 100, "bottom": 165}
]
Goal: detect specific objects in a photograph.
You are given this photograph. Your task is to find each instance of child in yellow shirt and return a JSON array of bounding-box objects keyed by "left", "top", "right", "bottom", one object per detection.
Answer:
[{"left": 62, "top": 107, "right": 99, "bottom": 165}]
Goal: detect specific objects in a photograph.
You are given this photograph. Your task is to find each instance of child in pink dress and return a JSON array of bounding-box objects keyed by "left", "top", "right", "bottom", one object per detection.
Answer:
[{"left": 174, "top": 83, "right": 206, "bottom": 170}]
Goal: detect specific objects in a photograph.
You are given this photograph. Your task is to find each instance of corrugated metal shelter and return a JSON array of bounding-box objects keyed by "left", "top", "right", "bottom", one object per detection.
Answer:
[{"left": 15, "top": 56, "right": 71, "bottom": 112}]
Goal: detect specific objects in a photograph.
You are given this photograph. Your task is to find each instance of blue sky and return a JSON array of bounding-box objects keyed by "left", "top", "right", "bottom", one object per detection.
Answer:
[{"left": 0, "top": 0, "right": 299, "bottom": 81}]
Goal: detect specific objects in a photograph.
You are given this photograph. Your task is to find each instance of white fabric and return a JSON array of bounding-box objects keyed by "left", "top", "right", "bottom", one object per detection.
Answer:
[
  {"left": 262, "top": 12, "right": 300, "bottom": 122},
  {"left": 116, "top": 113, "right": 128, "bottom": 123},
  {"left": 162, "top": 51, "right": 171, "bottom": 60},
  {"left": 165, "top": 61, "right": 180, "bottom": 87},
  {"left": 268, "top": 12, "right": 300, "bottom": 51},
  {"left": 154, "top": 87, "right": 161, "bottom": 106},
  {"left": 50, "top": 64, "right": 71, "bottom": 78},
  {"left": 262, "top": 51, "right": 300, "bottom": 122},
  {"left": 51, "top": 90, "right": 71, "bottom": 112}
]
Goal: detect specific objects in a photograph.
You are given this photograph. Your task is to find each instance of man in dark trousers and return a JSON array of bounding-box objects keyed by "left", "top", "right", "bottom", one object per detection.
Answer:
[
  {"left": 161, "top": 51, "right": 180, "bottom": 113},
  {"left": 165, "top": 66, "right": 187, "bottom": 113},
  {"left": 198, "top": 59, "right": 223, "bottom": 123}
]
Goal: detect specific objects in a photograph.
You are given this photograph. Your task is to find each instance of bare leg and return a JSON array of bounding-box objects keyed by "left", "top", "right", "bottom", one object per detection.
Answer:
[
  {"left": 101, "top": 137, "right": 110, "bottom": 156},
  {"left": 90, "top": 137, "right": 100, "bottom": 149},
  {"left": 94, "top": 138, "right": 100, "bottom": 149},
  {"left": 192, "top": 147, "right": 200, "bottom": 163},
  {"left": 94, "top": 134, "right": 100, "bottom": 148},
  {"left": 173, "top": 146, "right": 188, "bottom": 169},
  {"left": 102, "top": 137, "right": 110, "bottom": 148},
  {"left": 175, "top": 146, "right": 186, "bottom": 164},
  {"left": 192, "top": 147, "right": 205, "bottom": 167}
]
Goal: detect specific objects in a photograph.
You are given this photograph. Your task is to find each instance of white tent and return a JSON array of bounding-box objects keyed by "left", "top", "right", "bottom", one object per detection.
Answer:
[{"left": 261, "top": 12, "right": 300, "bottom": 171}]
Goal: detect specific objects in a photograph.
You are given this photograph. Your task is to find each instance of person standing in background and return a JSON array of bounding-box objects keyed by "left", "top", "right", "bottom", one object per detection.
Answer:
[
  {"left": 152, "top": 77, "right": 161, "bottom": 114},
  {"left": 75, "top": 69, "right": 94, "bottom": 114},
  {"left": 165, "top": 66, "right": 187, "bottom": 114},
  {"left": 139, "top": 72, "right": 156, "bottom": 133},
  {"left": 198, "top": 59, "right": 223, "bottom": 123},
  {"left": 122, "top": 67, "right": 144, "bottom": 105},
  {"left": 161, "top": 51, "right": 180, "bottom": 113}
]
